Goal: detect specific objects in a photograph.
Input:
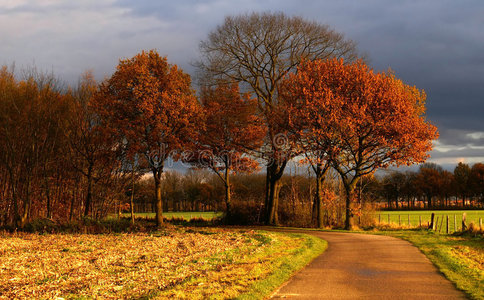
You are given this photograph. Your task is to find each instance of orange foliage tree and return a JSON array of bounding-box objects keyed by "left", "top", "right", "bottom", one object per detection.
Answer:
[
  {"left": 195, "top": 83, "right": 265, "bottom": 219},
  {"left": 281, "top": 59, "right": 438, "bottom": 229},
  {"left": 93, "top": 50, "right": 201, "bottom": 227}
]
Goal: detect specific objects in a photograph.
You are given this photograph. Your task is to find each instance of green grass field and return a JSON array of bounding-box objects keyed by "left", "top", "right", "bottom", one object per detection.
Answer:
[
  {"left": 374, "top": 210, "right": 484, "bottom": 232},
  {"left": 121, "top": 211, "right": 223, "bottom": 220}
]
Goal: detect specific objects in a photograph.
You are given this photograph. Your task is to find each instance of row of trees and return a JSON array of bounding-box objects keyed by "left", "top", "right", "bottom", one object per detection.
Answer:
[
  {"left": 128, "top": 160, "right": 483, "bottom": 228},
  {"left": 1, "top": 12, "right": 438, "bottom": 229},
  {"left": 381, "top": 162, "right": 484, "bottom": 209},
  {"left": 0, "top": 68, "right": 133, "bottom": 227}
]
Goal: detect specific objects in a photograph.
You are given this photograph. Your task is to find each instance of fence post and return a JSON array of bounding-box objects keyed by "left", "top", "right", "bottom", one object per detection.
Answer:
[
  {"left": 378, "top": 214, "right": 381, "bottom": 224},
  {"left": 462, "top": 213, "right": 467, "bottom": 231},
  {"left": 480, "top": 218, "right": 482, "bottom": 231},
  {"left": 398, "top": 215, "right": 401, "bottom": 226},
  {"left": 388, "top": 214, "right": 390, "bottom": 224},
  {"left": 434, "top": 216, "right": 439, "bottom": 231},
  {"left": 408, "top": 214, "right": 411, "bottom": 226},
  {"left": 454, "top": 215, "right": 457, "bottom": 233},
  {"left": 439, "top": 216, "right": 444, "bottom": 233},
  {"left": 429, "top": 213, "right": 435, "bottom": 230},
  {"left": 419, "top": 215, "right": 422, "bottom": 227},
  {"left": 446, "top": 215, "right": 449, "bottom": 234}
]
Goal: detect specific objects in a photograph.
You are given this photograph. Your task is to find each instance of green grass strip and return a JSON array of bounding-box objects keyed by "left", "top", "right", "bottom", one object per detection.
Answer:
[{"left": 236, "top": 233, "right": 327, "bottom": 300}]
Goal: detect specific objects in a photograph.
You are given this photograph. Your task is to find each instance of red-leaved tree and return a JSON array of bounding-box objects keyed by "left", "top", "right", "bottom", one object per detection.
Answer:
[
  {"left": 93, "top": 50, "right": 201, "bottom": 227},
  {"left": 195, "top": 83, "right": 265, "bottom": 219},
  {"left": 281, "top": 59, "right": 438, "bottom": 229}
]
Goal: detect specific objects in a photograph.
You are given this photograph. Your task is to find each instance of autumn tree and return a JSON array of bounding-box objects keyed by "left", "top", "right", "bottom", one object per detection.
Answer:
[
  {"left": 439, "top": 170, "right": 455, "bottom": 207},
  {"left": 93, "top": 50, "right": 200, "bottom": 227},
  {"left": 381, "top": 172, "right": 407, "bottom": 209},
  {"left": 470, "top": 163, "right": 484, "bottom": 203},
  {"left": 454, "top": 162, "right": 471, "bottom": 205},
  {"left": 197, "top": 12, "right": 359, "bottom": 225},
  {"left": 281, "top": 59, "right": 438, "bottom": 229},
  {"left": 195, "top": 83, "right": 265, "bottom": 219},
  {"left": 416, "top": 163, "right": 443, "bottom": 208},
  {"left": 0, "top": 67, "right": 69, "bottom": 227}
]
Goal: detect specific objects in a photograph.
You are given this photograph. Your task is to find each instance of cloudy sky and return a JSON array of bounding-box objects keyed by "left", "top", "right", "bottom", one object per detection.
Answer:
[{"left": 1, "top": 0, "right": 483, "bottom": 169}]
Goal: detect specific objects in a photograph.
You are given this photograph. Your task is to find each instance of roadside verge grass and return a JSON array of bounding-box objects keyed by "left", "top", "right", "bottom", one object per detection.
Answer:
[
  {"left": 157, "top": 230, "right": 327, "bottom": 299},
  {"left": 236, "top": 232, "right": 327, "bottom": 299},
  {"left": 376, "top": 230, "right": 483, "bottom": 299}
]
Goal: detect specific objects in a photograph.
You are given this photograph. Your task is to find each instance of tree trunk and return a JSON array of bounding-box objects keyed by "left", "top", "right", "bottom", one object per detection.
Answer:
[
  {"left": 11, "top": 180, "right": 21, "bottom": 227},
  {"left": 84, "top": 164, "right": 93, "bottom": 217},
  {"left": 265, "top": 161, "right": 287, "bottom": 225},
  {"left": 344, "top": 181, "right": 358, "bottom": 230},
  {"left": 315, "top": 174, "right": 324, "bottom": 228},
  {"left": 153, "top": 167, "right": 163, "bottom": 227},
  {"left": 46, "top": 191, "right": 52, "bottom": 219},
  {"left": 44, "top": 176, "right": 52, "bottom": 219},
  {"left": 224, "top": 168, "right": 232, "bottom": 219},
  {"left": 267, "top": 178, "right": 282, "bottom": 225},
  {"left": 314, "top": 163, "right": 329, "bottom": 228},
  {"left": 427, "top": 194, "right": 432, "bottom": 209},
  {"left": 130, "top": 165, "right": 135, "bottom": 225},
  {"left": 20, "top": 178, "right": 32, "bottom": 228},
  {"left": 69, "top": 187, "right": 76, "bottom": 222}
]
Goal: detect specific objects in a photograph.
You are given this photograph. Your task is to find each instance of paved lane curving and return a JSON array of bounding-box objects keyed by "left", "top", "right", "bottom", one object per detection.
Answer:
[{"left": 271, "top": 231, "right": 466, "bottom": 299}]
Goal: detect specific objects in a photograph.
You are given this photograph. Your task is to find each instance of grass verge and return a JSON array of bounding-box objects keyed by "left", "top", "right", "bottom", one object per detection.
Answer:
[
  {"left": 375, "top": 230, "right": 483, "bottom": 299},
  {"left": 156, "top": 231, "right": 327, "bottom": 299},
  {"left": 236, "top": 233, "right": 327, "bottom": 299}
]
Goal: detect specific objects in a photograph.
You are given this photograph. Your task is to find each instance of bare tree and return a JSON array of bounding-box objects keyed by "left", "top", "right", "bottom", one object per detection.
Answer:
[{"left": 197, "top": 12, "right": 359, "bottom": 225}]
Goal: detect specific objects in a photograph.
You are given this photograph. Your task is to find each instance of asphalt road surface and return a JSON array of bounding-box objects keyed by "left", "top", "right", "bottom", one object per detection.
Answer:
[{"left": 271, "top": 231, "right": 466, "bottom": 299}]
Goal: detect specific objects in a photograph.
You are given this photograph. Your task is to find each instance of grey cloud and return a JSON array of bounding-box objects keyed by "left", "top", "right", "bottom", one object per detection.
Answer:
[{"left": 1, "top": 0, "right": 483, "bottom": 165}]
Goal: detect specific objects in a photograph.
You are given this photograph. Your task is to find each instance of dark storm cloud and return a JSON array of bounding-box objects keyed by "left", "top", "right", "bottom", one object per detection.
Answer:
[
  {"left": 1, "top": 0, "right": 482, "bottom": 164},
  {"left": 115, "top": 0, "right": 484, "bottom": 162}
]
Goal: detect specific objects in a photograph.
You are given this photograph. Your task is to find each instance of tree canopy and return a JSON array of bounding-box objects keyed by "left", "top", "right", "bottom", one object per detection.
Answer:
[
  {"left": 93, "top": 50, "right": 201, "bottom": 227},
  {"left": 281, "top": 58, "right": 438, "bottom": 229},
  {"left": 198, "top": 11, "right": 360, "bottom": 225}
]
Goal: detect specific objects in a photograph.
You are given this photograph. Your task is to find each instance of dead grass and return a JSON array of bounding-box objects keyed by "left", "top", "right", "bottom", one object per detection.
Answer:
[{"left": 0, "top": 227, "right": 318, "bottom": 299}]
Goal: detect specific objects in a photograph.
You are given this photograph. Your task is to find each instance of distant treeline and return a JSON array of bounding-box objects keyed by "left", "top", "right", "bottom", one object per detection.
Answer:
[{"left": 129, "top": 160, "right": 483, "bottom": 227}]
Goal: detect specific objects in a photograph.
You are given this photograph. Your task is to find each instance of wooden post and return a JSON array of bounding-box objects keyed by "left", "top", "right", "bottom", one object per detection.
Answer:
[
  {"left": 446, "top": 215, "right": 449, "bottom": 234},
  {"left": 462, "top": 213, "right": 467, "bottom": 231},
  {"left": 408, "top": 214, "right": 411, "bottom": 226},
  {"left": 419, "top": 215, "right": 422, "bottom": 227},
  {"left": 439, "top": 216, "right": 444, "bottom": 233},
  {"left": 378, "top": 214, "right": 381, "bottom": 224},
  {"left": 479, "top": 218, "right": 482, "bottom": 231},
  {"left": 398, "top": 215, "right": 401, "bottom": 226},
  {"left": 434, "top": 216, "right": 439, "bottom": 231},
  {"left": 388, "top": 214, "right": 390, "bottom": 224},
  {"left": 454, "top": 215, "right": 457, "bottom": 233},
  {"left": 429, "top": 213, "right": 435, "bottom": 230}
]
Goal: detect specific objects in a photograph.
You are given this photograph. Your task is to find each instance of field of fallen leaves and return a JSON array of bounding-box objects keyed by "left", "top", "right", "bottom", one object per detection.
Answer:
[{"left": 0, "top": 227, "right": 314, "bottom": 299}]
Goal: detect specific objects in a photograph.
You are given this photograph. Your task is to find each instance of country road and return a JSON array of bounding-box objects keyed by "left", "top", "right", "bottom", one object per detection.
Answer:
[{"left": 270, "top": 231, "right": 466, "bottom": 299}]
